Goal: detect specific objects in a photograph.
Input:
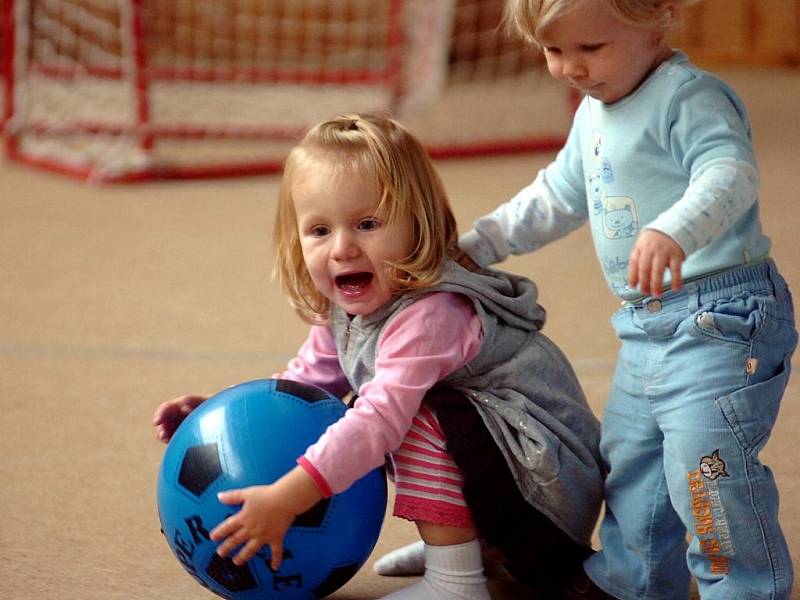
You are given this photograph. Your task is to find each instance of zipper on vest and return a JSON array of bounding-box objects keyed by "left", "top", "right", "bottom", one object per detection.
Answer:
[{"left": 343, "top": 321, "right": 351, "bottom": 353}]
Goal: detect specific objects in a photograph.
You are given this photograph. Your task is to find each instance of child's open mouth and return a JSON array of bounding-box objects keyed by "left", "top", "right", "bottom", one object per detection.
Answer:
[{"left": 335, "top": 272, "right": 373, "bottom": 294}]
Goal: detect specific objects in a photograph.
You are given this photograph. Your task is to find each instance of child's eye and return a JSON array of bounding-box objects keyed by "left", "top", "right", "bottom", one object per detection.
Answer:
[
  {"left": 357, "top": 218, "right": 380, "bottom": 231},
  {"left": 543, "top": 46, "right": 561, "bottom": 55},
  {"left": 580, "top": 43, "right": 605, "bottom": 52},
  {"left": 310, "top": 225, "right": 330, "bottom": 237}
]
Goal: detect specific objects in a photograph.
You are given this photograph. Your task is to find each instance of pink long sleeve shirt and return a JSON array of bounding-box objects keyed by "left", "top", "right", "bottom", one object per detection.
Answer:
[{"left": 279, "top": 292, "right": 483, "bottom": 497}]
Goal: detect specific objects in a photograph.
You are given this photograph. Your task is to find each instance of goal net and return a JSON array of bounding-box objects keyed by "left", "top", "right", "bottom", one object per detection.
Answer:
[{"left": 1, "top": 0, "right": 573, "bottom": 182}]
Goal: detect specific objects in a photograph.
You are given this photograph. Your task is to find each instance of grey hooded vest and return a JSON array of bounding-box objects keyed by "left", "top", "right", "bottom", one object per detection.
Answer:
[{"left": 330, "top": 259, "right": 604, "bottom": 544}]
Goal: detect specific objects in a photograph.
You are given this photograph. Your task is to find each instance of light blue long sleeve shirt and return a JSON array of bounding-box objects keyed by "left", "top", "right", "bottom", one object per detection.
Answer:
[{"left": 461, "top": 51, "right": 770, "bottom": 300}]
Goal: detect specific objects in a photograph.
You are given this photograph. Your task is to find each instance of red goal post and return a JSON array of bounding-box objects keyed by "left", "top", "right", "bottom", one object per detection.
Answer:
[{"left": 1, "top": 0, "right": 573, "bottom": 182}]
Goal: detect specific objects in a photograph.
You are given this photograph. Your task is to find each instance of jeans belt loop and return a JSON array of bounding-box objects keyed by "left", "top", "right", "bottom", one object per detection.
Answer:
[{"left": 688, "top": 284, "right": 701, "bottom": 313}]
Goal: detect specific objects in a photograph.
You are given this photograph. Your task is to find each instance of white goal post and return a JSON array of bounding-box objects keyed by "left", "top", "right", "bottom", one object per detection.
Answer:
[{"left": 1, "top": 0, "right": 573, "bottom": 182}]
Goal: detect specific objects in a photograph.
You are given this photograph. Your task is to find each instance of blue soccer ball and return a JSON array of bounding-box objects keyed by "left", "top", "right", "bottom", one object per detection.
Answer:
[{"left": 157, "top": 379, "right": 387, "bottom": 599}]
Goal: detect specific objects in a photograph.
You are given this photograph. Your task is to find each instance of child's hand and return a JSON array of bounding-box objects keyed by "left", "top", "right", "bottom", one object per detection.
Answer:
[
  {"left": 153, "top": 395, "right": 207, "bottom": 443},
  {"left": 628, "top": 230, "right": 685, "bottom": 297},
  {"left": 210, "top": 466, "right": 323, "bottom": 570},
  {"left": 211, "top": 485, "right": 297, "bottom": 569}
]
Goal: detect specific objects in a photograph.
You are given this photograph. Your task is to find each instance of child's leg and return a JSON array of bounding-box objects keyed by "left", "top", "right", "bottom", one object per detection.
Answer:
[
  {"left": 374, "top": 539, "right": 507, "bottom": 578},
  {"left": 378, "top": 387, "right": 602, "bottom": 595},
  {"left": 379, "top": 404, "right": 490, "bottom": 600},
  {"left": 660, "top": 266, "right": 797, "bottom": 599},
  {"left": 379, "top": 523, "right": 489, "bottom": 600},
  {"left": 583, "top": 321, "right": 691, "bottom": 599},
  {"left": 432, "top": 388, "right": 597, "bottom": 591},
  {"left": 588, "top": 261, "right": 798, "bottom": 600}
]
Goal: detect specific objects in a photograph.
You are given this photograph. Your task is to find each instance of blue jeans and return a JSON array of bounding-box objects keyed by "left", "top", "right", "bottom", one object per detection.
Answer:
[{"left": 585, "top": 259, "right": 798, "bottom": 600}]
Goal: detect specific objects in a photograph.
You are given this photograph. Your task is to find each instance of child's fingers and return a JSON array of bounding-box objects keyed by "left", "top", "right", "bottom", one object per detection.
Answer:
[
  {"left": 214, "top": 526, "right": 247, "bottom": 558},
  {"left": 153, "top": 409, "right": 179, "bottom": 441},
  {"left": 153, "top": 397, "right": 194, "bottom": 424},
  {"left": 650, "top": 254, "right": 668, "bottom": 297},
  {"left": 637, "top": 255, "right": 653, "bottom": 295},
  {"left": 153, "top": 409, "right": 177, "bottom": 427},
  {"left": 210, "top": 510, "right": 241, "bottom": 542},
  {"left": 268, "top": 542, "right": 284, "bottom": 571},
  {"left": 670, "top": 256, "right": 683, "bottom": 290},
  {"left": 627, "top": 250, "right": 640, "bottom": 288},
  {"left": 216, "top": 490, "right": 244, "bottom": 506},
  {"left": 230, "top": 539, "right": 269, "bottom": 567},
  {"left": 152, "top": 403, "right": 171, "bottom": 425}
]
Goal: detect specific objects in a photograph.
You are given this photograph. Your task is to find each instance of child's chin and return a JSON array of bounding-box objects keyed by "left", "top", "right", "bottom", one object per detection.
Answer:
[{"left": 335, "top": 298, "right": 372, "bottom": 316}]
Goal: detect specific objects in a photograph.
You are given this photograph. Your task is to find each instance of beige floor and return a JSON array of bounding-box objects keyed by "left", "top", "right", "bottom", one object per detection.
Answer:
[{"left": 1, "top": 68, "right": 799, "bottom": 599}]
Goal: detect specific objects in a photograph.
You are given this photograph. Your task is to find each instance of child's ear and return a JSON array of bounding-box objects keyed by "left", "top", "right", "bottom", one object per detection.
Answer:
[
  {"left": 652, "top": 0, "right": 678, "bottom": 44},
  {"left": 659, "top": 0, "right": 678, "bottom": 25}
]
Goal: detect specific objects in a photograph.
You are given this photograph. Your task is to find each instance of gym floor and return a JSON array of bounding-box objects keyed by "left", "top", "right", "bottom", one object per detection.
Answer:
[{"left": 1, "top": 67, "right": 798, "bottom": 599}]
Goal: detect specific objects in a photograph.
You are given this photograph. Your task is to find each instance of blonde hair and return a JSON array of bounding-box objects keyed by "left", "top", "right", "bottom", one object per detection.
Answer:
[
  {"left": 503, "top": 0, "right": 698, "bottom": 45},
  {"left": 274, "top": 113, "right": 459, "bottom": 324}
]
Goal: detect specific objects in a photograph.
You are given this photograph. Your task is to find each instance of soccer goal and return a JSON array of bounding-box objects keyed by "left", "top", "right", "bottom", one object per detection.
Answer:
[{"left": 1, "top": 0, "right": 572, "bottom": 182}]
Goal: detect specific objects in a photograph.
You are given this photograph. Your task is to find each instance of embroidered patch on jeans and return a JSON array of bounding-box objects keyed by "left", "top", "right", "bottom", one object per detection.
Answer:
[
  {"left": 687, "top": 450, "right": 735, "bottom": 575},
  {"left": 700, "top": 449, "right": 729, "bottom": 480}
]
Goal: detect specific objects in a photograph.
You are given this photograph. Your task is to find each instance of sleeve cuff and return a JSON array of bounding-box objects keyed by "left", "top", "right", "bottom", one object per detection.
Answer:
[
  {"left": 297, "top": 456, "right": 333, "bottom": 498},
  {"left": 458, "top": 229, "right": 493, "bottom": 267}
]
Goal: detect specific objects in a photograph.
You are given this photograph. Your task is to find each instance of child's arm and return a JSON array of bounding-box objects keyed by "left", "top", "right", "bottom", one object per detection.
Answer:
[
  {"left": 461, "top": 170, "right": 587, "bottom": 267},
  {"left": 210, "top": 465, "right": 323, "bottom": 570},
  {"left": 630, "top": 79, "right": 760, "bottom": 296},
  {"left": 210, "top": 295, "right": 480, "bottom": 568},
  {"left": 277, "top": 325, "right": 352, "bottom": 398},
  {"left": 302, "top": 293, "right": 481, "bottom": 495},
  {"left": 460, "top": 129, "right": 588, "bottom": 268},
  {"left": 157, "top": 329, "right": 343, "bottom": 568},
  {"left": 634, "top": 158, "right": 759, "bottom": 297}
]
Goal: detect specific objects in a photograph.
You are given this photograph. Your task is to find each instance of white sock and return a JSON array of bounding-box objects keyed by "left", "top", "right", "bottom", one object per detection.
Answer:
[
  {"left": 378, "top": 540, "right": 490, "bottom": 600},
  {"left": 374, "top": 541, "right": 426, "bottom": 576},
  {"left": 375, "top": 540, "right": 507, "bottom": 578}
]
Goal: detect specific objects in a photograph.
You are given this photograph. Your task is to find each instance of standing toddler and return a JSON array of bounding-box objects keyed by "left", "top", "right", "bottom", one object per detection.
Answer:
[{"left": 455, "top": 1, "right": 798, "bottom": 598}]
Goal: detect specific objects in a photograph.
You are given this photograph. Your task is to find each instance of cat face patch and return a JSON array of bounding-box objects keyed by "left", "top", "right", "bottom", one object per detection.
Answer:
[{"left": 700, "top": 449, "right": 729, "bottom": 481}]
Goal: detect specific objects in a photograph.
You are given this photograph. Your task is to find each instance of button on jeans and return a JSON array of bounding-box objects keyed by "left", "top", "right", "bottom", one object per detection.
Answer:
[{"left": 585, "top": 259, "right": 798, "bottom": 600}]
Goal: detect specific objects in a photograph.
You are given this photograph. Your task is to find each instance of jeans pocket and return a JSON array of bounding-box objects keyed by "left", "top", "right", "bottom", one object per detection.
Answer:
[
  {"left": 715, "top": 354, "right": 792, "bottom": 455},
  {"left": 693, "top": 292, "right": 768, "bottom": 345}
]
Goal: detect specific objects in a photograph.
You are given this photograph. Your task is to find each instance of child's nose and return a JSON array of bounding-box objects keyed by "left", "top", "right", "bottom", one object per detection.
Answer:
[
  {"left": 563, "top": 57, "right": 587, "bottom": 79},
  {"left": 332, "top": 231, "right": 359, "bottom": 259}
]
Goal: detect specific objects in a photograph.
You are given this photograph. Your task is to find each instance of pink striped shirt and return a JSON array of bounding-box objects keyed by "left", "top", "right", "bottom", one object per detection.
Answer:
[{"left": 281, "top": 292, "right": 482, "bottom": 497}]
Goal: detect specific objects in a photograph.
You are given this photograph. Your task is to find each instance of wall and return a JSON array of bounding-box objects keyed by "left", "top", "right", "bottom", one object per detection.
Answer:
[{"left": 671, "top": 0, "right": 800, "bottom": 67}]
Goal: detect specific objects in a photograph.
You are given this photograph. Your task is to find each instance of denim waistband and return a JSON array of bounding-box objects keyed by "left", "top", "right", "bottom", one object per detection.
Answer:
[{"left": 626, "top": 259, "right": 793, "bottom": 318}]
